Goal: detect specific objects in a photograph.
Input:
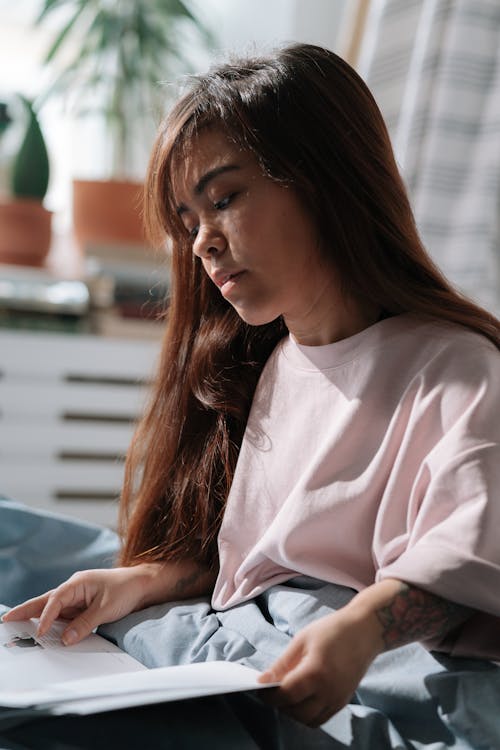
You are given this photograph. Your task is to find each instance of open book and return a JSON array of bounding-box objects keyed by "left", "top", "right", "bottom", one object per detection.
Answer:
[{"left": 0, "top": 618, "right": 278, "bottom": 724}]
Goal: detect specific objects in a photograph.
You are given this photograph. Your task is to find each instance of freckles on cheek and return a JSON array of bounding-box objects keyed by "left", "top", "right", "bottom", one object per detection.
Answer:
[{"left": 233, "top": 209, "right": 249, "bottom": 236}]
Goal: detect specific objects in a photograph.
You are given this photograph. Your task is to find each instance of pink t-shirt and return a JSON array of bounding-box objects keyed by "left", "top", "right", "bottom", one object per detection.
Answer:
[{"left": 212, "top": 314, "right": 500, "bottom": 657}]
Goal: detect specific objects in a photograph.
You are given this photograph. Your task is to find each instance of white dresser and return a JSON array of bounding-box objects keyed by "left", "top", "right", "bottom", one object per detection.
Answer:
[{"left": 0, "top": 330, "right": 160, "bottom": 528}]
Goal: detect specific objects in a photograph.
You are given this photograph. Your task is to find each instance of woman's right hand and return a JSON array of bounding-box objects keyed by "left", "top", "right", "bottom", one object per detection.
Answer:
[
  {"left": 3, "top": 557, "right": 216, "bottom": 646},
  {"left": 3, "top": 564, "right": 171, "bottom": 646},
  {"left": 2, "top": 562, "right": 204, "bottom": 646}
]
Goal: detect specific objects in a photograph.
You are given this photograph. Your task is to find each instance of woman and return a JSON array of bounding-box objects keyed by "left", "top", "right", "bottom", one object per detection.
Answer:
[{"left": 4, "top": 44, "right": 500, "bottom": 744}]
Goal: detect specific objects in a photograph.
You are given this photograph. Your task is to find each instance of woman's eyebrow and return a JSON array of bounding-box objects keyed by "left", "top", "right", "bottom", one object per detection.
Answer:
[
  {"left": 195, "top": 164, "right": 240, "bottom": 195},
  {"left": 176, "top": 164, "right": 241, "bottom": 215}
]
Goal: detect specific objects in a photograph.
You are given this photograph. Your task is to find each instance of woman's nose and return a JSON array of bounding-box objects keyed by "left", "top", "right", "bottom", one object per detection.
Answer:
[{"left": 192, "top": 224, "right": 227, "bottom": 259}]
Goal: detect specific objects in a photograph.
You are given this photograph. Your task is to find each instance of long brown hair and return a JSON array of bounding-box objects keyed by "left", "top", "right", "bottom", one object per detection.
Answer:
[{"left": 119, "top": 43, "right": 499, "bottom": 568}]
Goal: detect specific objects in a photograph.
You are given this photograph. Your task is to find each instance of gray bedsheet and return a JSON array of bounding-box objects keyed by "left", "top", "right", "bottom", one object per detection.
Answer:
[{"left": 1, "top": 497, "right": 499, "bottom": 749}]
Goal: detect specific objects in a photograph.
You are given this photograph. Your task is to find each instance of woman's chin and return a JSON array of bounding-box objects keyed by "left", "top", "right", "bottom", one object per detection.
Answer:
[{"left": 232, "top": 305, "right": 280, "bottom": 327}]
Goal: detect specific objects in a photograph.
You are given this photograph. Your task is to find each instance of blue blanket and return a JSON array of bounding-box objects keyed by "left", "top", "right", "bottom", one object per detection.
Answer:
[{"left": 1, "top": 497, "right": 499, "bottom": 749}]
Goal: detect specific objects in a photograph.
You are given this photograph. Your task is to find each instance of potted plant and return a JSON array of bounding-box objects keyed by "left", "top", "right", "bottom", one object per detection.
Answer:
[
  {"left": 35, "top": 0, "right": 212, "bottom": 253},
  {"left": 0, "top": 96, "right": 52, "bottom": 266}
]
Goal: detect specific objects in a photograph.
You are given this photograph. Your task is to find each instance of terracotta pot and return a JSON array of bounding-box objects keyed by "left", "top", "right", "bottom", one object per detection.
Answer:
[
  {"left": 0, "top": 199, "right": 52, "bottom": 266},
  {"left": 72, "top": 179, "right": 146, "bottom": 251}
]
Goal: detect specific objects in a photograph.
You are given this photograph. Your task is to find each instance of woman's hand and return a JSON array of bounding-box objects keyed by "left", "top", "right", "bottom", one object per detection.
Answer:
[
  {"left": 2, "top": 567, "right": 154, "bottom": 645},
  {"left": 258, "top": 578, "right": 472, "bottom": 727},
  {"left": 258, "top": 605, "right": 382, "bottom": 727},
  {"left": 3, "top": 559, "right": 216, "bottom": 646}
]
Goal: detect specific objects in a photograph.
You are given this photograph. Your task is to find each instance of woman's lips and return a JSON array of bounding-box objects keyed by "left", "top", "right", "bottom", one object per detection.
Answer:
[
  {"left": 219, "top": 271, "right": 244, "bottom": 295},
  {"left": 212, "top": 269, "right": 244, "bottom": 288}
]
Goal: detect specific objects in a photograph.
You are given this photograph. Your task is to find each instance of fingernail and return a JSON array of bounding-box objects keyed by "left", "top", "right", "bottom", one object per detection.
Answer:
[
  {"left": 259, "top": 670, "right": 274, "bottom": 683},
  {"left": 62, "top": 628, "right": 77, "bottom": 646}
]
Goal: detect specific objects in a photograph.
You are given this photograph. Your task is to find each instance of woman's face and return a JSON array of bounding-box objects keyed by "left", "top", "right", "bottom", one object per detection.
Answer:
[{"left": 173, "top": 128, "right": 368, "bottom": 345}]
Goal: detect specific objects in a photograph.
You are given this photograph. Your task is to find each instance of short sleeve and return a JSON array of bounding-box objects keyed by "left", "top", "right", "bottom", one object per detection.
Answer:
[{"left": 375, "top": 337, "right": 500, "bottom": 618}]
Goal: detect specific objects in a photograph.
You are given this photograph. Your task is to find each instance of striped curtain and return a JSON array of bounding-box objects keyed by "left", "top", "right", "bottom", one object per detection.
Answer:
[{"left": 356, "top": 0, "right": 500, "bottom": 315}]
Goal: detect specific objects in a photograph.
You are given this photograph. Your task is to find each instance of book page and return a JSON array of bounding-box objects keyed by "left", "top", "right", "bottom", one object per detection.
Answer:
[
  {"left": 0, "top": 619, "right": 278, "bottom": 714},
  {"left": 4, "top": 661, "right": 277, "bottom": 714},
  {"left": 51, "top": 661, "right": 279, "bottom": 715},
  {"left": 0, "top": 618, "right": 146, "bottom": 695}
]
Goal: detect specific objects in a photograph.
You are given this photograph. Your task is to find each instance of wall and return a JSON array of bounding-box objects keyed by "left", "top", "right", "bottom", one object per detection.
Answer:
[{"left": 192, "top": 0, "right": 347, "bottom": 54}]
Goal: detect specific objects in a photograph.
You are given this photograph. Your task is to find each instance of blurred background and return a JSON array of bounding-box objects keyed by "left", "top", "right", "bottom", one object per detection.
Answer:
[
  {"left": 0, "top": 0, "right": 348, "bottom": 269},
  {"left": 0, "top": 0, "right": 499, "bottom": 527}
]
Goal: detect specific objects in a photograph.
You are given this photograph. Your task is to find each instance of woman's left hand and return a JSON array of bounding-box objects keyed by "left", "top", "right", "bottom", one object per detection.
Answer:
[
  {"left": 258, "top": 576, "right": 471, "bottom": 727},
  {"left": 258, "top": 606, "right": 382, "bottom": 727}
]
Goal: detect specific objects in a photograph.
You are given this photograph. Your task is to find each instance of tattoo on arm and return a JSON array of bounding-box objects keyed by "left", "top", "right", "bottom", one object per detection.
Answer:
[
  {"left": 376, "top": 583, "right": 472, "bottom": 650},
  {"left": 173, "top": 565, "right": 216, "bottom": 598}
]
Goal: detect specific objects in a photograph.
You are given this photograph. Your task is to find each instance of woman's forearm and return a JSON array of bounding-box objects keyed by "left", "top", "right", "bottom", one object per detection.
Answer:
[
  {"left": 344, "top": 577, "right": 472, "bottom": 654},
  {"left": 133, "top": 559, "right": 218, "bottom": 610}
]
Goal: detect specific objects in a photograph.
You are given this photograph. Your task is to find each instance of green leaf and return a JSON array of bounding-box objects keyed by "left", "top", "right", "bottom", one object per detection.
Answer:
[
  {"left": 36, "top": 0, "right": 71, "bottom": 24},
  {"left": 34, "top": 0, "right": 212, "bottom": 175},
  {"left": 11, "top": 97, "right": 50, "bottom": 201},
  {"left": 43, "top": 6, "right": 86, "bottom": 63}
]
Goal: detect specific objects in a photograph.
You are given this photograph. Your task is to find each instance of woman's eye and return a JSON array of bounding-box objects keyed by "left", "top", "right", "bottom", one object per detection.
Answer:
[
  {"left": 188, "top": 226, "right": 199, "bottom": 240},
  {"left": 213, "top": 193, "right": 236, "bottom": 210}
]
